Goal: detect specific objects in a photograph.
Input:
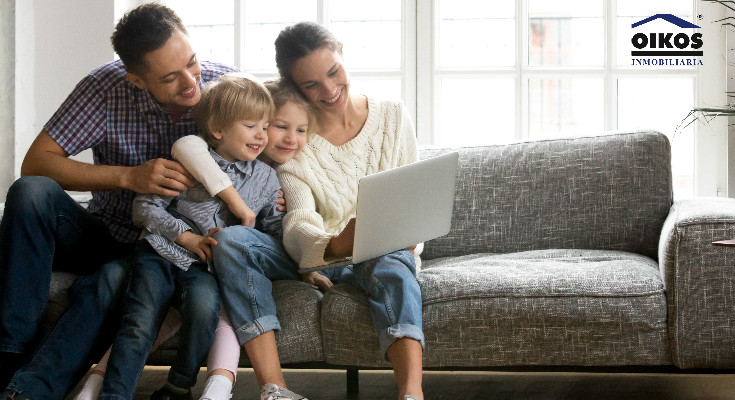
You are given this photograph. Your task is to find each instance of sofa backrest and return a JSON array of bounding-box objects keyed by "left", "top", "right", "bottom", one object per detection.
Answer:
[{"left": 419, "top": 130, "right": 673, "bottom": 261}]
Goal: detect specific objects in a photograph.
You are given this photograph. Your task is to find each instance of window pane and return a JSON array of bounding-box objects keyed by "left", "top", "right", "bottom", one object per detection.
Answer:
[
  {"left": 243, "top": 0, "right": 317, "bottom": 72},
  {"left": 528, "top": 78, "right": 604, "bottom": 138},
  {"left": 528, "top": 0, "right": 603, "bottom": 66},
  {"left": 617, "top": 77, "right": 694, "bottom": 198},
  {"left": 350, "top": 78, "right": 403, "bottom": 103},
  {"left": 166, "top": 0, "right": 234, "bottom": 65},
  {"left": 438, "top": 0, "right": 515, "bottom": 68},
  {"left": 436, "top": 78, "right": 516, "bottom": 146},
  {"left": 331, "top": 0, "right": 402, "bottom": 70}
]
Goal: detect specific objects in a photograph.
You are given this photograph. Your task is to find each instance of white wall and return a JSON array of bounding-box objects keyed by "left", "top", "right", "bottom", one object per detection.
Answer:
[
  {"left": 7, "top": 0, "right": 114, "bottom": 201},
  {"left": 0, "top": 2, "right": 14, "bottom": 203}
]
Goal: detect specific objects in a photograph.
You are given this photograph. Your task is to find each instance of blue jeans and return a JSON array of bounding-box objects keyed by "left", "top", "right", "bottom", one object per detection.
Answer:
[
  {"left": 212, "top": 226, "right": 424, "bottom": 356},
  {"left": 7, "top": 257, "right": 133, "bottom": 399},
  {"left": 100, "top": 242, "right": 220, "bottom": 400},
  {"left": 0, "top": 177, "right": 131, "bottom": 356}
]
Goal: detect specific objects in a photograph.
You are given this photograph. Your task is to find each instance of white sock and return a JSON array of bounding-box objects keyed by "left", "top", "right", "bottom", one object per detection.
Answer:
[
  {"left": 73, "top": 373, "right": 104, "bottom": 400},
  {"left": 199, "top": 374, "right": 233, "bottom": 400}
]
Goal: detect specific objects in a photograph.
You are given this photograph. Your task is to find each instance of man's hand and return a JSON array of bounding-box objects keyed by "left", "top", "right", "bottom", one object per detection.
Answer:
[
  {"left": 123, "top": 158, "right": 195, "bottom": 196},
  {"left": 324, "top": 218, "right": 355, "bottom": 260},
  {"left": 175, "top": 231, "right": 218, "bottom": 262},
  {"left": 301, "top": 271, "right": 334, "bottom": 291}
]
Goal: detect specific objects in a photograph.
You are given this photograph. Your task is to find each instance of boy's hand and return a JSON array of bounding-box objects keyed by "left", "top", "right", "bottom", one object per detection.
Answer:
[
  {"left": 276, "top": 190, "right": 287, "bottom": 212},
  {"left": 175, "top": 231, "right": 218, "bottom": 263},
  {"left": 301, "top": 271, "right": 333, "bottom": 291},
  {"left": 218, "top": 186, "right": 256, "bottom": 227}
]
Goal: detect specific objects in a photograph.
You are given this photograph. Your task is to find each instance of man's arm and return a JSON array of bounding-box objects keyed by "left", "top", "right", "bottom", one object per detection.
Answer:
[{"left": 21, "top": 130, "right": 194, "bottom": 196}]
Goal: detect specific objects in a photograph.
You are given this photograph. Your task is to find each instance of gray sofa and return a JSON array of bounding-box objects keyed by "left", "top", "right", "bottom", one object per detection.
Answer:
[{"left": 14, "top": 130, "right": 735, "bottom": 390}]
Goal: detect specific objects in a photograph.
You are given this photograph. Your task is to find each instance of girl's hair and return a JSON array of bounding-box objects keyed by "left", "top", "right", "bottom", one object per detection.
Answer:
[
  {"left": 274, "top": 21, "right": 341, "bottom": 84},
  {"left": 194, "top": 73, "right": 274, "bottom": 148},
  {"left": 111, "top": 3, "right": 188, "bottom": 76},
  {"left": 264, "top": 79, "right": 318, "bottom": 135}
]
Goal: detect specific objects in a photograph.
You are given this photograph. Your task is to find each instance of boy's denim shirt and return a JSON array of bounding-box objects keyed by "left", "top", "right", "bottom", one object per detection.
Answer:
[{"left": 132, "top": 148, "right": 283, "bottom": 270}]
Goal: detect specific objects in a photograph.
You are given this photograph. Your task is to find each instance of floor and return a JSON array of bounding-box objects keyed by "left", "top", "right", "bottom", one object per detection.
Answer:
[{"left": 67, "top": 367, "right": 735, "bottom": 400}]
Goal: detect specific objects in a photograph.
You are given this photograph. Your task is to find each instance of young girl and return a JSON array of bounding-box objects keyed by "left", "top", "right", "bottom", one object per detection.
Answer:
[{"left": 73, "top": 79, "right": 316, "bottom": 400}]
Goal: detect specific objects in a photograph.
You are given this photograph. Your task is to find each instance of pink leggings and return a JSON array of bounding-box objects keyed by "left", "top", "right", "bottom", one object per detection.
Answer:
[{"left": 94, "top": 307, "right": 241, "bottom": 380}]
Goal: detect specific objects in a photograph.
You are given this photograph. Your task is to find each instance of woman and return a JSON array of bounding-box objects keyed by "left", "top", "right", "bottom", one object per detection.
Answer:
[{"left": 275, "top": 22, "right": 424, "bottom": 400}]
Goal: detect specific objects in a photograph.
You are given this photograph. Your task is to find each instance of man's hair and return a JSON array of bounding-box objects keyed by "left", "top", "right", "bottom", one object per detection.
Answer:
[
  {"left": 274, "top": 21, "right": 341, "bottom": 84},
  {"left": 263, "top": 79, "right": 318, "bottom": 135},
  {"left": 195, "top": 73, "right": 275, "bottom": 149},
  {"left": 111, "top": 3, "right": 188, "bottom": 75}
]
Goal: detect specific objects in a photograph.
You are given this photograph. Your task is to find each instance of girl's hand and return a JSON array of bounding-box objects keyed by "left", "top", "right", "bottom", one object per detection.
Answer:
[
  {"left": 302, "top": 271, "right": 334, "bottom": 291},
  {"left": 218, "top": 186, "right": 256, "bottom": 227},
  {"left": 324, "top": 218, "right": 355, "bottom": 260},
  {"left": 276, "top": 190, "right": 287, "bottom": 212},
  {"left": 175, "top": 231, "right": 218, "bottom": 262}
]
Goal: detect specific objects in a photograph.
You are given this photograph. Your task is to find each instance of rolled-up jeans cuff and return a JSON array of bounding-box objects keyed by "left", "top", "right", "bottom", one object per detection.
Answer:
[
  {"left": 379, "top": 324, "right": 425, "bottom": 360},
  {"left": 167, "top": 367, "right": 198, "bottom": 390},
  {"left": 235, "top": 315, "right": 281, "bottom": 345}
]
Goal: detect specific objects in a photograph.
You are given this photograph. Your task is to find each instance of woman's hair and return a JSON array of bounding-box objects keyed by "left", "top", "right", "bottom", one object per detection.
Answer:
[
  {"left": 195, "top": 73, "right": 275, "bottom": 149},
  {"left": 264, "top": 79, "right": 318, "bottom": 135},
  {"left": 110, "top": 3, "right": 188, "bottom": 76},
  {"left": 274, "top": 21, "right": 341, "bottom": 83}
]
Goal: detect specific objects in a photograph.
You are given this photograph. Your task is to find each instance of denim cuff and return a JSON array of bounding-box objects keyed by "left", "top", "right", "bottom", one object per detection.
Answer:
[
  {"left": 234, "top": 315, "right": 281, "bottom": 345},
  {"left": 167, "top": 366, "right": 199, "bottom": 390},
  {"left": 378, "top": 323, "right": 425, "bottom": 360}
]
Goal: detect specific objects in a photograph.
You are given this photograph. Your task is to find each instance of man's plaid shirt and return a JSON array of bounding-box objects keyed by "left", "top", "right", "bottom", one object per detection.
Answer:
[{"left": 44, "top": 59, "right": 237, "bottom": 243}]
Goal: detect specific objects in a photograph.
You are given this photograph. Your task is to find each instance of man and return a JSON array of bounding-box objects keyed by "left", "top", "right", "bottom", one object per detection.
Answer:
[{"left": 0, "top": 4, "right": 236, "bottom": 398}]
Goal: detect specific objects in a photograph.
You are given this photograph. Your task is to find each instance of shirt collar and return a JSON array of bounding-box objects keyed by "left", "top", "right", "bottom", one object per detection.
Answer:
[{"left": 209, "top": 148, "right": 254, "bottom": 176}]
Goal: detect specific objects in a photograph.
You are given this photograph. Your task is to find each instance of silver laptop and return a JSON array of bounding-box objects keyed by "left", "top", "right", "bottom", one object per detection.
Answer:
[{"left": 300, "top": 151, "right": 459, "bottom": 273}]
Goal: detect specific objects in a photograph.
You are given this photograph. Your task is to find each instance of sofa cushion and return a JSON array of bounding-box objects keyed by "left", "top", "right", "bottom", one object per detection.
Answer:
[
  {"left": 49, "top": 274, "right": 325, "bottom": 366},
  {"left": 418, "top": 131, "right": 673, "bottom": 261},
  {"left": 320, "top": 249, "right": 670, "bottom": 367}
]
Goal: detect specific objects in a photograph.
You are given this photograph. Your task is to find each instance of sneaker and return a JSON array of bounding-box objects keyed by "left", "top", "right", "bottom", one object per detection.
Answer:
[
  {"left": 259, "top": 383, "right": 308, "bottom": 400},
  {"left": 404, "top": 396, "right": 421, "bottom": 400},
  {"left": 150, "top": 386, "right": 193, "bottom": 400}
]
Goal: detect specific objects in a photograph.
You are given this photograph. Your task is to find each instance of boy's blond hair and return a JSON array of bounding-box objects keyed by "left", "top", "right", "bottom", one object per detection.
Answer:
[
  {"left": 195, "top": 73, "right": 275, "bottom": 148},
  {"left": 263, "top": 79, "right": 318, "bottom": 135}
]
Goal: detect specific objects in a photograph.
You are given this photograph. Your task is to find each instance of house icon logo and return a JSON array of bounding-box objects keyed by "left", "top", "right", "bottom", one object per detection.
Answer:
[{"left": 630, "top": 14, "right": 703, "bottom": 57}]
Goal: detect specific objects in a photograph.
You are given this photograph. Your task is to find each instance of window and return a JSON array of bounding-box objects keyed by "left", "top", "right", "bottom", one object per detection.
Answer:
[{"left": 163, "top": 0, "right": 697, "bottom": 198}]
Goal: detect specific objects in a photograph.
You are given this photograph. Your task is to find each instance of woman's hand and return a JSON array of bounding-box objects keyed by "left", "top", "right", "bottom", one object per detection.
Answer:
[
  {"left": 175, "top": 231, "right": 218, "bottom": 262},
  {"left": 324, "top": 218, "right": 355, "bottom": 260},
  {"left": 301, "top": 271, "right": 334, "bottom": 291}
]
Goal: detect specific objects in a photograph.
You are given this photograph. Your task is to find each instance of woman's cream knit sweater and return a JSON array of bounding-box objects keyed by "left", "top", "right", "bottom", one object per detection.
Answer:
[{"left": 278, "top": 97, "right": 421, "bottom": 269}]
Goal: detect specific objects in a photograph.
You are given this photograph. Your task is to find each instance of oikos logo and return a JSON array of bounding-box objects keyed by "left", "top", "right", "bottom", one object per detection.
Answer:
[{"left": 630, "top": 14, "right": 703, "bottom": 66}]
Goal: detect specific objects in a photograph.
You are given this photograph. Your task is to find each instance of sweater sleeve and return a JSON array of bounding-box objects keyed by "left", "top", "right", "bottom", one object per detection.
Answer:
[
  {"left": 171, "top": 135, "right": 232, "bottom": 196},
  {"left": 279, "top": 167, "right": 334, "bottom": 269},
  {"left": 398, "top": 103, "right": 420, "bottom": 166}
]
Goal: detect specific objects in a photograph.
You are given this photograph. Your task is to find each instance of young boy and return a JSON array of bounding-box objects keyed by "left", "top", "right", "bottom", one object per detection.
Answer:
[{"left": 98, "top": 73, "right": 281, "bottom": 400}]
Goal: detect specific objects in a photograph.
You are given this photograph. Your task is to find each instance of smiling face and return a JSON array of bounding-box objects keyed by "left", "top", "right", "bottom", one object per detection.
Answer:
[
  {"left": 126, "top": 29, "right": 202, "bottom": 116},
  {"left": 212, "top": 115, "right": 269, "bottom": 163},
  {"left": 290, "top": 47, "right": 350, "bottom": 114},
  {"left": 264, "top": 101, "right": 309, "bottom": 165}
]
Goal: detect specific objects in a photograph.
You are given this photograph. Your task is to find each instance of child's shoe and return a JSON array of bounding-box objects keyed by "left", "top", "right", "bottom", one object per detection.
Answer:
[
  {"left": 150, "top": 384, "right": 193, "bottom": 400},
  {"left": 199, "top": 374, "right": 233, "bottom": 400},
  {"left": 259, "top": 383, "right": 308, "bottom": 400}
]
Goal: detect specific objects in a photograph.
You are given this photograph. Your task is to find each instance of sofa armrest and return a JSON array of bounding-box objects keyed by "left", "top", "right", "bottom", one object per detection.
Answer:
[{"left": 659, "top": 197, "right": 735, "bottom": 369}]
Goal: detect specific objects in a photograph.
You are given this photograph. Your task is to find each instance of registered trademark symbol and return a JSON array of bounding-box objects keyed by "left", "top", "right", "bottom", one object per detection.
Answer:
[{"left": 698, "top": 14, "right": 703, "bottom": 20}]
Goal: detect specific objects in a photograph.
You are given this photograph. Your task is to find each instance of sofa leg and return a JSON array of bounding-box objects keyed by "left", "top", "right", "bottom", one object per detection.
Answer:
[{"left": 346, "top": 368, "right": 359, "bottom": 394}]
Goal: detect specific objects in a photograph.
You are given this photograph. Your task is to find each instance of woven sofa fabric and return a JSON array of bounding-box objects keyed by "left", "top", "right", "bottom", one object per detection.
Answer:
[
  {"left": 49, "top": 273, "right": 326, "bottom": 366},
  {"left": 659, "top": 198, "right": 735, "bottom": 369},
  {"left": 419, "top": 131, "right": 673, "bottom": 261},
  {"left": 321, "top": 249, "right": 670, "bottom": 367}
]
